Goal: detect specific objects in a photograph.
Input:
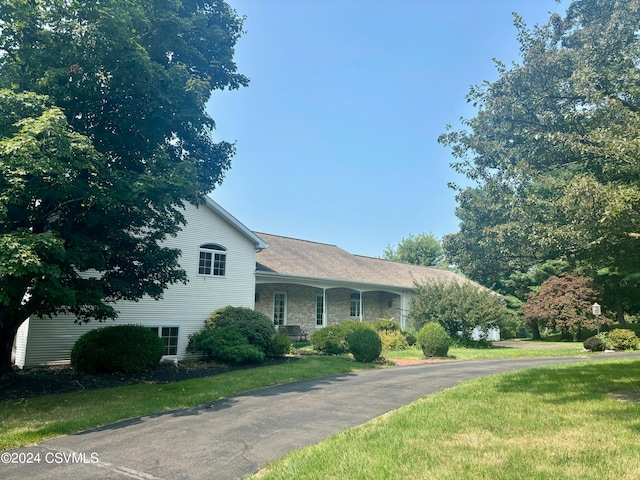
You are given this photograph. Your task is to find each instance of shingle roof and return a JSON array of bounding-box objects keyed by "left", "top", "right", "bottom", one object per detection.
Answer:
[{"left": 254, "top": 232, "right": 474, "bottom": 290}]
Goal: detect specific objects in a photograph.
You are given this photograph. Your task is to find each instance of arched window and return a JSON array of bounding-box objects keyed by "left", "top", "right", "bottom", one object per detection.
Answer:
[{"left": 198, "top": 244, "right": 227, "bottom": 276}]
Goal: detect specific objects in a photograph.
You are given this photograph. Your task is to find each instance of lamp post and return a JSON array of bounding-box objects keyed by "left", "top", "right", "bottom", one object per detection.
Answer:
[{"left": 592, "top": 302, "right": 601, "bottom": 334}]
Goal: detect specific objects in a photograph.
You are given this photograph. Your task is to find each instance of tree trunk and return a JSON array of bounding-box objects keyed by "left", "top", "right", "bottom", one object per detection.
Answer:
[
  {"left": 0, "top": 321, "right": 20, "bottom": 378},
  {"left": 615, "top": 296, "right": 627, "bottom": 326},
  {"left": 530, "top": 321, "right": 541, "bottom": 340}
]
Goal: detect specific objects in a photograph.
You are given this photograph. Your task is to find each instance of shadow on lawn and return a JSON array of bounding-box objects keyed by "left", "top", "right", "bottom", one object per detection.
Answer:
[{"left": 493, "top": 359, "right": 640, "bottom": 432}]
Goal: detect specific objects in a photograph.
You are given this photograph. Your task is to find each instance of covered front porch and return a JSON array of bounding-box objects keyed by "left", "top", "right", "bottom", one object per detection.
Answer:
[{"left": 254, "top": 279, "right": 412, "bottom": 337}]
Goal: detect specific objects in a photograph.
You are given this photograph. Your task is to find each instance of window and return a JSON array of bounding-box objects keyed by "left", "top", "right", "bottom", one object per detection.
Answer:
[
  {"left": 316, "top": 295, "right": 324, "bottom": 326},
  {"left": 273, "top": 292, "right": 286, "bottom": 326},
  {"left": 350, "top": 293, "right": 361, "bottom": 318},
  {"left": 148, "top": 326, "right": 179, "bottom": 356},
  {"left": 198, "top": 244, "right": 226, "bottom": 276}
]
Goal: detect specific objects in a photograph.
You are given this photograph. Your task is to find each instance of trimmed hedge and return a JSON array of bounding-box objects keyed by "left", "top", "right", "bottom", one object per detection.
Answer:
[
  {"left": 606, "top": 329, "right": 639, "bottom": 351},
  {"left": 583, "top": 336, "right": 606, "bottom": 352},
  {"left": 205, "top": 306, "right": 276, "bottom": 355},
  {"left": 187, "top": 326, "right": 265, "bottom": 364},
  {"left": 310, "top": 320, "right": 369, "bottom": 355},
  {"left": 347, "top": 327, "right": 382, "bottom": 362},
  {"left": 71, "top": 325, "right": 164, "bottom": 374},
  {"left": 416, "top": 322, "right": 450, "bottom": 358}
]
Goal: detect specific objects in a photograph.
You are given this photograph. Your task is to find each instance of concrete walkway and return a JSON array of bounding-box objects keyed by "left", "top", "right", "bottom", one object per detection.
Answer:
[{"left": 3, "top": 353, "right": 639, "bottom": 480}]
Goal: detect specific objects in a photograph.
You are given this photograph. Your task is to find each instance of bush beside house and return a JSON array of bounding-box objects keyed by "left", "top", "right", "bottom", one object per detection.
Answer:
[
  {"left": 187, "top": 306, "right": 290, "bottom": 364},
  {"left": 71, "top": 325, "right": 164, "bottom": 374}
]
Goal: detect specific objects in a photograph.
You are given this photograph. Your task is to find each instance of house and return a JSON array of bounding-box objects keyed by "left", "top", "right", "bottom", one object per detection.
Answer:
[
  {"left": 13, "top": 198, "right": 267, "bottom": 368},
  {"left": 253, "top": 233, "right": 477, "bottom": 334},
  {"left": 13, "top": 199, "right": 494, "bottom": 369}
]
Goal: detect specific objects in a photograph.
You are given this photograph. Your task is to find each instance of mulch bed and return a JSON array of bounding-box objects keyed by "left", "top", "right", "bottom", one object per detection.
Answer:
[{"left": 0, "top": 359, "right": 292, "bottom": 402}]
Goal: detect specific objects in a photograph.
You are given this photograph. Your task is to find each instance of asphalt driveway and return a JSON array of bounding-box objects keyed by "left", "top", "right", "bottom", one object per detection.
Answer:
[{"left": 3, "top": 353, "right": 640, "bottom": 480}]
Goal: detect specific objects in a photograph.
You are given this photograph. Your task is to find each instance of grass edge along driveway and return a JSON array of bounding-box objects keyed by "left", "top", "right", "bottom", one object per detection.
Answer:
[
  {"left": 0, "top": 356, "right": 375, "bottom": 451},
  {"left": 254, "top": 358, "right": 640, "bottom": 480}
]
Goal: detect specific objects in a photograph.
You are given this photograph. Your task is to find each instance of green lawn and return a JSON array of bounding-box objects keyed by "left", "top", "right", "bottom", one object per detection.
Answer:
[
  {"left": 254, "top": 358, "right": 640, "bottom": 480},
  {"left": 0, "top": 356, "right": 375, "bottom": 451},
  {"left": 384, "top": 344, "right": 587, "bottom": 361}
]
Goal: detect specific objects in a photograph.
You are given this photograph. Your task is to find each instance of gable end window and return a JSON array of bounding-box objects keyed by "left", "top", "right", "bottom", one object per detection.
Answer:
[{"left": 198, "top": 243, "right": 227, "bottom": 276}]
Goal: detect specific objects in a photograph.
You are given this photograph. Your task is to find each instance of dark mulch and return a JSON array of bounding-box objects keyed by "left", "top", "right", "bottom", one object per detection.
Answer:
[{"left": 0, "top": 359, "right": 291, "bottom": 403}]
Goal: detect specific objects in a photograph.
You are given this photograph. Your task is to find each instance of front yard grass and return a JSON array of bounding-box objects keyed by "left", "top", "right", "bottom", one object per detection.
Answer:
[
  {"left": 254, "top": 358, "right": 640, "bottom": 480},
  {"left": 384, "top": 344, "right": 587, "bottom": 361},
  {"left": 0, "top": 356, "right": 375, "bottom": 451}
]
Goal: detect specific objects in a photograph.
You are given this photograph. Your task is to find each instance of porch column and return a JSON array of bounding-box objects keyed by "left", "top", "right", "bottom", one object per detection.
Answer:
[
  {"left": 359, "top": 290, "right": 363, "bottom": 322},
  {"left": 322, "top": 288, "right": 327, "bottom": 326}
]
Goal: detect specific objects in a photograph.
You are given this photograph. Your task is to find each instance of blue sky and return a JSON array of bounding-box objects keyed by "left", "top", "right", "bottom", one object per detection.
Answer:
[{"left": 208, "top": 0, "right": 565, "bottom": 258}]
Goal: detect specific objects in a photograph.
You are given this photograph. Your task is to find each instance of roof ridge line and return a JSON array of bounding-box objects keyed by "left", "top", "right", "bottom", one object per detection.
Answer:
[{"left": 253, "top": 232, "right": 342, "bottom": 249}]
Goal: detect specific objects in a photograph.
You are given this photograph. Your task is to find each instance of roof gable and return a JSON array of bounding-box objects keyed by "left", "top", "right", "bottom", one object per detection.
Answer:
[{"left": 204, "top": 197, "right": 268, "bottom": 250}]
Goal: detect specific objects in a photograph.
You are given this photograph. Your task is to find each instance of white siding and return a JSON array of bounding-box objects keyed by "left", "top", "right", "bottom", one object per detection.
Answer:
[
  {"left": 19, "top": 202, "right": 260, "bottom": 368},
  {"left": 13, "top": 318, "right": 30, "bottom": 368}
]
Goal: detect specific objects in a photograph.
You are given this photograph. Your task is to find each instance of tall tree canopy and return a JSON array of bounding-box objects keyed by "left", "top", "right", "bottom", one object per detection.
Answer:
[
  {"left": 382, "top": 233, "right": 446, "bottom": 268},
  {"left": 439, "top": 0, "right": 640, "bottom": 320},
  {"left": 0, "top": 0, "right": 247, "bottom": 375}
]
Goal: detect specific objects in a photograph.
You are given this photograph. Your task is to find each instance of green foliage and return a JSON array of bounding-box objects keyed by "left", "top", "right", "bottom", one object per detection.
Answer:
[
  {"left": 402, "top": 329, "right": 417, "bottom": 346},
  {"left": 310, "top": 320, "right": 368, "bottom": 355},
  {"left": 270, "top": 333, "right": 292, "bottom": 357},
  {"left": 498, "top": 314, "right": 527, "bottom": 340},
  {"left": 186, "top": 326, "right": 264, "bottom": 364},
  {"left": 583, "top": 336, "right": 606, "bottom": 352},
  {"left": 206, "top": 306, "right": 276, "bottom": 355},
  {"left": 372, "top": 318, "right": 400, "bottom": 332},
  {"left": 416, "top": 323, "right": 450, "bottom": 357},
  {"left": 378, "top": 330, "right": 409, "bottom": 351},
  {"left": 346, "top": 327, "right": 383, "bottom": 363},
  {"left": 409, "top": 281, "right": 509, "bottom": 340},
  {"left": 605, "top": 329, "right": 639, "bottom": 351},
  {"left": 382, "top": 233, "right": 446, "bottom": 267},
  {"left": 0, "top": 0, "right": 247, "bottom": 374},
  {"left": 439, "top": 0, "right": 640, "bottom": 326},
  {"left": 70, "top": 325, "right": 164, "bottom": 374}
]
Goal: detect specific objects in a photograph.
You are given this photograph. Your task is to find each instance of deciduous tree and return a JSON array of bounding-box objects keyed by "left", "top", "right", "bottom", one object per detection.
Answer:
[
  {"left": 0, "top": 0, "right": 247, "bottom": 375},
  {"left": 440, "top": 0, "right": 640, "bottom": 323},
  {"left": 409, "top": 282, "right": 511, "bottom": 341},
  {"left": 382, "top": 233, "right": 446, "bottom": 268},
  {"left": 521, "top": 273, "right": 603, "bottom": 341}
]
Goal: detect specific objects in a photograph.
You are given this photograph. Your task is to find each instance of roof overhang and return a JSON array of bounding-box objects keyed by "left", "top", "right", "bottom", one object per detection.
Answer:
[
  {"left": 204, "top": 196, "right": 268, "bottom": 250},
  {"left": 255, "top": 270, "right": 415, "bottom": 293}
]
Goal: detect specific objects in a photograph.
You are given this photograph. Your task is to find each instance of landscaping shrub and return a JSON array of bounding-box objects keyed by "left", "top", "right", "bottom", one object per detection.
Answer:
[
  {"left": 71, "top": 325, "right": 164, "bottom": 374},
  {"left": 310, "top": 324, "right": 349, "bottom": 355},
  {"left": 187, "top": 326, "right": 264, "bottom": 364},
  {"left": 402, "top": 329, "right": 417, "bottom": 346},
  {"left": 378, "top": 330, "right": 408, "bottom": 351},
  {"left": 583, "top": 336, "right": 606, "bottom": 352},
  {"left": 347, "top": 327, "right": 383, "bottom": 362},
  {"left": 372, "top": 318, "right": 400, "bottom": 332},
  {"left": 269, "top": 332, "right": 292, "bottom": 357},
  {"left": 606, "top": 329, "right": 639, "bottom": 351},
  {"left": 310, "top": 320, "right": 368, "bottom": 355},
  {"left": 416, "top": 322, "right": 450, "bottom": 358},
  {"left": 450, "top": 336, "right": 492, "bottom": 349},
  {"left": 205, "top": 306, "right": 275, "bottom": 355}
]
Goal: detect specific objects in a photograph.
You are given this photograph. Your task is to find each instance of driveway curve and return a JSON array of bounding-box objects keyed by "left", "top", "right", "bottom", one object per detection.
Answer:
[{"left": 3, "top": 353, "right": 640, "bottom": 480}]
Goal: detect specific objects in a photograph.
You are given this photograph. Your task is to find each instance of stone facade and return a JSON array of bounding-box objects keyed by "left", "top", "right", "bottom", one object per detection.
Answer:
[{"left": 254, "top": 283, "right": 403, "bottom": 336}]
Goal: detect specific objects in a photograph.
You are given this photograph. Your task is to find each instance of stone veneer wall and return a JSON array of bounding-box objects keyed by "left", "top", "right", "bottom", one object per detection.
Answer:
[{"left": 255, "top": 284, "right": 403, "bottom": 335}]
